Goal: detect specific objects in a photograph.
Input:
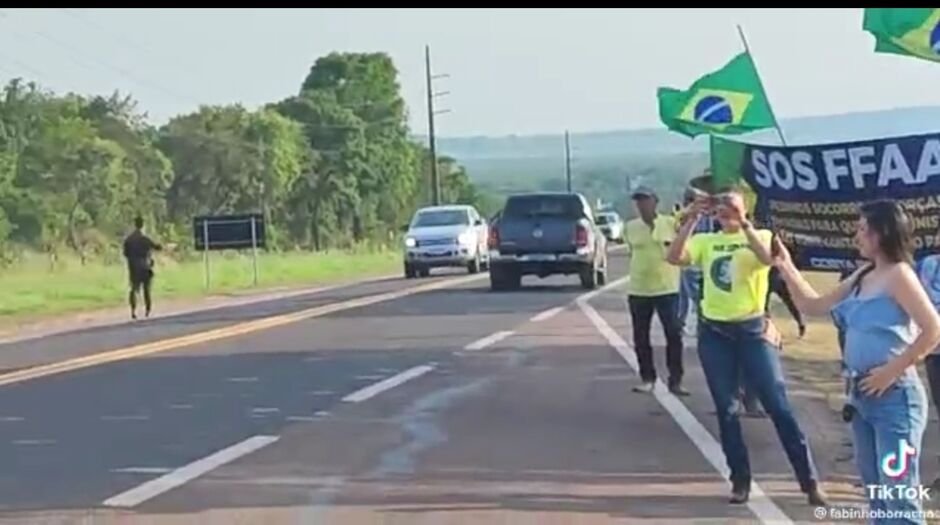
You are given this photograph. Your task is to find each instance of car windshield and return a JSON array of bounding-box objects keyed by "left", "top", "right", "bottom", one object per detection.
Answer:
[
  {"left": 596, "top": 215, "right": 610, "bottom": 225},
  {"left": 504, "top": 196, "right": 583, "bottom": 219},
  {"left": 412, "top": 210, "right": 470, "bottom": 227}
]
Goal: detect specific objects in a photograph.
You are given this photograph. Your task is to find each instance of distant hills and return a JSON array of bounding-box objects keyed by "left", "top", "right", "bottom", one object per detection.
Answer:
[
  {"left": 430, "top": 105, "right": 940, "bottom": 162},
  {"left": 419, "top": 105, "right": 940, "bottom": 217}
]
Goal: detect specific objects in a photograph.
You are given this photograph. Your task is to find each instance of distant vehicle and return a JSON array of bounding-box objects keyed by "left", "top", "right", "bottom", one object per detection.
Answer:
[
  {"left": 403, "top": 205, "right": 489, "bottom": 278},
  {"left": 487, "top": 192, "right": 608, "bottom": 291},
  {"left": 595, "top": 211, "right": 624, "bottom": 243}
]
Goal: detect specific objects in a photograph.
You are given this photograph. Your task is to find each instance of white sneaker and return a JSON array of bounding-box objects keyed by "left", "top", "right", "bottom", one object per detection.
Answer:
[{"left": 632, "top": 382, "right": 655, "bottom": 393}]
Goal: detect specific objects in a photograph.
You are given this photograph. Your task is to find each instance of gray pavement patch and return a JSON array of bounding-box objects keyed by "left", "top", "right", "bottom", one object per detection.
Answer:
[{"left": 372, "top": 378, "right": 491, "bottom": 478}]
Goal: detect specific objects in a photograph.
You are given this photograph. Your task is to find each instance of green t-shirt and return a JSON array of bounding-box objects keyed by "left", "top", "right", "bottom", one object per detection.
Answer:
[{"left": 687, "top": 229, "right": 772, "bottom": 321}]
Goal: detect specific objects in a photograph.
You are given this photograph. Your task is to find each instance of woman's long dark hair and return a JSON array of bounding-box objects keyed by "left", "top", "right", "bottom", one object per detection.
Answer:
[{"left": 859, "top": 199, "right": 914, "bottom": 265}]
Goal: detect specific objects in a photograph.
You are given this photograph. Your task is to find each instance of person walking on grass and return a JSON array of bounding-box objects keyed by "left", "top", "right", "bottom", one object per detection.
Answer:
[
  {"left": 775, "top": 200, "right": 940, "bottom": 523},
  {"left": 123, "top": 216, "right": 162, "bottom": 320},
  {"left": 624, "top": 186, "right": 688, "bottom": 396},
  {"left": 666, "top": 188, "right": 827, "bottom": 506}
]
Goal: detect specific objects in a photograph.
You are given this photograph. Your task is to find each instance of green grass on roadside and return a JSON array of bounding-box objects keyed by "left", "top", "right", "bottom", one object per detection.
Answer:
[{"left": 0, "top": 249, "right": 402, "bottom": 321}]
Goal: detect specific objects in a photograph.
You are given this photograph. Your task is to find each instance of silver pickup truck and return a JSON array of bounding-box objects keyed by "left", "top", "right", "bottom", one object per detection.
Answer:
[
  {"left": 487, "top": 192, "right": 608, "bottom": 291},
  {"left": 403, "top": 205, "right": 489, "bottom": 278}
]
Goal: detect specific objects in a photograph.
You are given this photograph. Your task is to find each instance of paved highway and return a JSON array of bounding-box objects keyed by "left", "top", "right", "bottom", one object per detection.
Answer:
[{"left": 0, "top": 252, "right": 920, "bottom": 524}]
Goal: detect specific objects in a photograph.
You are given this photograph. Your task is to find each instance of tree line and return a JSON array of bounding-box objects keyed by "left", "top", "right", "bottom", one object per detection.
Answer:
[{"left": 0, "top": 52, "right": 496, "bottom": 264}]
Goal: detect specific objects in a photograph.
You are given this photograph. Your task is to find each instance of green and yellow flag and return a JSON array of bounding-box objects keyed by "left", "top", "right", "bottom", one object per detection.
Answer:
[
  {"left": 657, "top": 52, "right": 776, "bottom": 138},
  {"left": 863, "top": 8, "right": 940, "bottom": 63}
]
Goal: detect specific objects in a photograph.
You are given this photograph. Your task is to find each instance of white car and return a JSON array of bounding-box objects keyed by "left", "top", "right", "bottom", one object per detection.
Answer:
[
  {"left": 596, "top": 211, "right": 624, "bottom": 243},
  {"left": 403, "top": 205, "right": 489, "bottom": 278}
]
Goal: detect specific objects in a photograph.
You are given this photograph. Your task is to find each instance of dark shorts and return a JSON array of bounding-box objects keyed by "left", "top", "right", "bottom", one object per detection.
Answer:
[{"left": 128, "top": 262, "right": 154, "bottom": 286}]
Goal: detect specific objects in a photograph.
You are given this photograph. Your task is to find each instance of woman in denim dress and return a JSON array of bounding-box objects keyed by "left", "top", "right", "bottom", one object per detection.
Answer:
[{"left": 774, "top": 200, "right": 940, "bottom": 524}]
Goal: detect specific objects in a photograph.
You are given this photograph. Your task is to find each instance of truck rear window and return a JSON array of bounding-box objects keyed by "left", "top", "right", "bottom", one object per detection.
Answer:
[{"left": 504, "top": 196, "right": 583, "bottom": 219}]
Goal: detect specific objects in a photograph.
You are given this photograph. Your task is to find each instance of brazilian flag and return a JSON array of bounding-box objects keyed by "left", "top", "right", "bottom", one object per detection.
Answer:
[
  {"left": 657, "top": 52, "right": 776, "bottom": 138},
  {"left": 863, "top": 8, "right": 940, "bottom": 64}
]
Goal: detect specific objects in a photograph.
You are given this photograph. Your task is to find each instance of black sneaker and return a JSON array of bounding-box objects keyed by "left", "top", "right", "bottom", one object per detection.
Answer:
[{"left": 730, "top": 482, "right": 750, "bottom": 504}]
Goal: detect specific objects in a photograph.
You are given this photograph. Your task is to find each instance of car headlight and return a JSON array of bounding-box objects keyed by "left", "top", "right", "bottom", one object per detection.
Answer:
[
  {"left": 457, "top": 232, "right": 473, "bottom": 245},
  {"left": 405, "top": 237, "right": 417, "bottom": 248}
]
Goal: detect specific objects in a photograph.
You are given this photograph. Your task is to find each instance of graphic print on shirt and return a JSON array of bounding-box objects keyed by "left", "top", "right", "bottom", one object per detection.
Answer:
[{"left": 710, "top": 254, "right": 734, "bottom": 293}]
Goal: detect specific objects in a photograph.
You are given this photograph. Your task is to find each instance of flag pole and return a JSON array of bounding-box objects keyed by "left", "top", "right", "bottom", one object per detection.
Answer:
[{"left": 736, "top": 24, "right": 788, "bottom": 147}]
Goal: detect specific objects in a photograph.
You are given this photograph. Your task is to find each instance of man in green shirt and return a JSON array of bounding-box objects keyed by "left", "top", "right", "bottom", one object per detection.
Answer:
[{"left": 624, "top": 186, "right": 687, "bottom": 396}]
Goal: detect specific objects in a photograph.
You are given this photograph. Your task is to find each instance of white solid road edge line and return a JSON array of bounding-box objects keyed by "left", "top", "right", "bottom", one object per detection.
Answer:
[
  {"left": 464, "top": 330, "right": 514, "bottom": 351},
  {"left": 530, "top": 306, "right": 563, "bottom": 323},
  {"left": 576, "top": 296, "right": 794, "bottom": 525},
  {"left": 342, "top": 365, "right": 436, "bottom": 403},
  {"left": 103, "top": 435, "right": 279, "bottom": 508}
]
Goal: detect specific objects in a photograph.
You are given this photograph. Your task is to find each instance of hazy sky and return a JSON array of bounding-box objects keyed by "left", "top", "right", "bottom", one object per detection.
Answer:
[{"left": 0, "top": 8, "right": 938, "bottom": 137}]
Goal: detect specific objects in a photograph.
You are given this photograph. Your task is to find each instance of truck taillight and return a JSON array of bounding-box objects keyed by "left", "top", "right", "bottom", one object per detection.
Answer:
[
  {"left": 488, "top": 227, "right": 500, "bottom": 249},
  {"left": 575, "top": 225, "right": 589, "bottom": 247}
]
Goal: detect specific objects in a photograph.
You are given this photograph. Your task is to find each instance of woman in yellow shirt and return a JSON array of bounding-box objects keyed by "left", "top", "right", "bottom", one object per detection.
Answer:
[{"left": 666, "top": 190, "right": 827, "bottom": 507}]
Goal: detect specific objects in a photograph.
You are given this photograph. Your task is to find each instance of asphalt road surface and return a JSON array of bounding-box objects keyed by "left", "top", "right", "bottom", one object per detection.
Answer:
[{"left": 0, "top": 251, "right": 930, "bottom": 524}]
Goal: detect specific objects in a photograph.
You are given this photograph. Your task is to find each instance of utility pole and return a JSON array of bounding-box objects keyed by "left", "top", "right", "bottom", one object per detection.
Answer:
[
  {"left": 425, "top": 45, "right": 450, "bottom": 206},
  {"left": 564, "top": 130, "right": 572, "bottom": 193}
]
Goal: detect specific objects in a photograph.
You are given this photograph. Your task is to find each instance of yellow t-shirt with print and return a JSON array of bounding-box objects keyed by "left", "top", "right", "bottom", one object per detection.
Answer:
[
  {"left": 625, "top": 215, "right": 680, "bottom": 296},
  {"left": 686, "top": 229, "right": 772, "bottom": 321}
]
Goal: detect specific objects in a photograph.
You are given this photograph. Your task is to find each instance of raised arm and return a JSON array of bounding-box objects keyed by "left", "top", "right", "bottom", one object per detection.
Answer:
[
  {"left": 722, "top": 194, "right": 773, "bottom": 265},
  {"left": 773, "top": 237, "right": 866, "bottom": 317},
  {"left": 741, "top": 220, "right": 773, "bottom": 266},
  {"left": 666, "top": 209, "right": 700, "bottom": 267}
]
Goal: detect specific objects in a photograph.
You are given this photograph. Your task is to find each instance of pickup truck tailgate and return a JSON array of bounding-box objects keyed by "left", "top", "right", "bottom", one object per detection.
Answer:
[{"left": 498, "top": 216, "right": 578, "bottom": 254}]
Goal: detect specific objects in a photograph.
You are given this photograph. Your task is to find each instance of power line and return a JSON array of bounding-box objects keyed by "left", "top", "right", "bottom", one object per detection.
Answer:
[
  {"left": 0, "top": 11, "right": 200, "bottom": 105},
  {"left": 0, "top": 48, "right": 56, "bottom": 86},
  {"left": 57, "top": 8, "right": 207, "bottom": 82}
]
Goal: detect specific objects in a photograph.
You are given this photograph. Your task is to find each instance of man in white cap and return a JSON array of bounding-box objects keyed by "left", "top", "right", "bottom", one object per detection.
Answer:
[{"left": 624, "top": 185, "right": 687, "bottom": 396}]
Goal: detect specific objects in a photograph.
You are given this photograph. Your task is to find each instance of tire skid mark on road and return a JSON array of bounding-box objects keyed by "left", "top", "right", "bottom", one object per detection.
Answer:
[{"left": 373, "top": 377, "right": 491, "bottom": 476}]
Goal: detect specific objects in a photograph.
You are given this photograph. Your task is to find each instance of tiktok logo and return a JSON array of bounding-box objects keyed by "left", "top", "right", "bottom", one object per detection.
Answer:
[{"left": 882, "top": 439, "right": 917, "bottom": 479}]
